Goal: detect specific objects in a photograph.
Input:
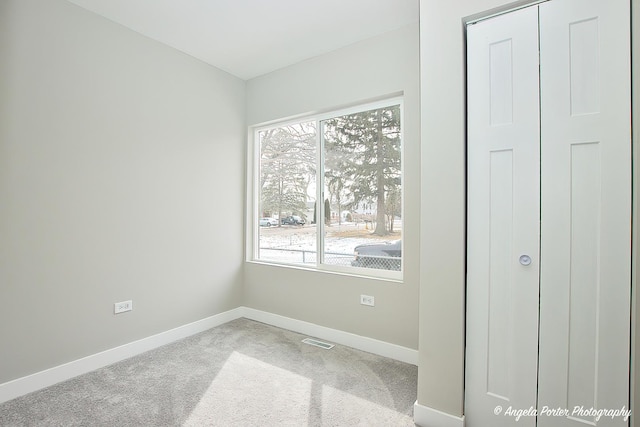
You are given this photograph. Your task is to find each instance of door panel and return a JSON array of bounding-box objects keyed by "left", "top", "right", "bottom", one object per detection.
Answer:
[
  {"left": 465, "top": 7, "right": 540, "bottom": 427},
  {"left": 537, "top": 0, "right": 631, "bottom": 425},
  {"left": 487, "top": 149, "right": 514, "bottom": 400}
]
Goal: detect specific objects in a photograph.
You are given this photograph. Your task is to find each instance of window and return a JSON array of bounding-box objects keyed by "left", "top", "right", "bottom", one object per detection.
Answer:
[{"left": 251, "top": 98, "right": 403, "bottom": 279}]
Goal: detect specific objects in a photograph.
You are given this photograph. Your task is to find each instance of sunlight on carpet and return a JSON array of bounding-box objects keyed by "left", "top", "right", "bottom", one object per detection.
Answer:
[
  {"left": 183, "top": 350, "right": 414, "bottom": 426},
  {"left": 184, "top": 351, "right": 312, "bottom": 425}
]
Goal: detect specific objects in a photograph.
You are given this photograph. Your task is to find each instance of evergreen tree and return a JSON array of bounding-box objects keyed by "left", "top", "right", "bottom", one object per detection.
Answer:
[{"left": 323, "top": 105, "right": 401, "bottom": 235}]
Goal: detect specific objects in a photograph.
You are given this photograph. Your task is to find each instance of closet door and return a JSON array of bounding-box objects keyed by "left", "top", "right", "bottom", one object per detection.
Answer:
[
  {"left": 465, "top": 7, "right": 540, "bottom": 427},
  {"left": 537, "top": 0, "right": 631, "bottom": 426}
]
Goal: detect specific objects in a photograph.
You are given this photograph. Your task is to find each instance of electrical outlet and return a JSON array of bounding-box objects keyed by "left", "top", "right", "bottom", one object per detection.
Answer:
[
  {"left": 360, "top": 295, "right": 375, "bottom": 307},
  {"left": 114, "top": 300, "right": 133, "bottom": 314}
]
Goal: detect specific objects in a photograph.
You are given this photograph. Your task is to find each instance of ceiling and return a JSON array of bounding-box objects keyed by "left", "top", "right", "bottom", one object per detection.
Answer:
[{"left": 66, "top": 0, "right": 419, "bottom": 81}]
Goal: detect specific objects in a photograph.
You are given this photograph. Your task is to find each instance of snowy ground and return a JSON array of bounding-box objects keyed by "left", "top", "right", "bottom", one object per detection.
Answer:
[{"left": 258, "top": 221, "right": 401, "bottom": 266}]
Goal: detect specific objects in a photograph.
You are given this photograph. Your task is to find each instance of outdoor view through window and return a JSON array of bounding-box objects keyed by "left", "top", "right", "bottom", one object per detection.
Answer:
[{"left": 256, "top": 101, "right": 402, "bottom": 277}]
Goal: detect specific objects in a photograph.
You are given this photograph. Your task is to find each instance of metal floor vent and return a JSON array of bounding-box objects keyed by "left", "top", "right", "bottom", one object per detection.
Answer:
[{"left": 302, "top": 338, "right": 335, "bottom": 349}]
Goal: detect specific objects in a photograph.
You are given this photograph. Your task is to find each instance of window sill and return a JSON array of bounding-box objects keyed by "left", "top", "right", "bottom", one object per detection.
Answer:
[{"left": 245, "top": 259, "right": 404, "bottom": 284}]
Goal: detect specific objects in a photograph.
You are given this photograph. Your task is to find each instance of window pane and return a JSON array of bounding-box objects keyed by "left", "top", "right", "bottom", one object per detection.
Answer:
[
  {"left": 258, "top": 122, "right": 317, "bottom": 265},
  {"left": 321, "top": 105, "right": 402, "bottom": 271}
]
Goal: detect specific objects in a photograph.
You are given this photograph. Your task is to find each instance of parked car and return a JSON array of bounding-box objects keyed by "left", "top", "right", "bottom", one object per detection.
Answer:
[
  {"left": 352, "top": 240, "right": 402, "bottom": 271},
  {"left": 259, "top": 217, "right": 278, "bottom": 227},
  {"left": 281, "top": 215, "right": 306, "bottom": 226}
]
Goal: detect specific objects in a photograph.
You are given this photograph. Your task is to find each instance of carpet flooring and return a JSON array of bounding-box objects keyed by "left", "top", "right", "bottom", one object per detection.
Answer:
[{"left": 0, "top": 318, "right": 418, "bottom": 426}]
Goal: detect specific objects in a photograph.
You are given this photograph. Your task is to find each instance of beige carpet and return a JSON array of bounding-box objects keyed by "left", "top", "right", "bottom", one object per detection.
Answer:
[{"left": 0, "top": 318, "right": 417, "bottom": 426}]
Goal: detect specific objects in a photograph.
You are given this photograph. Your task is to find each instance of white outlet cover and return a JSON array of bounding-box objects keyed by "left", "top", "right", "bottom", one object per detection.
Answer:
[
  {"left": 114, "top": 300, "right": 133, "bottom": 314},
  {"left": 360, "top": 295, "right": 375, "bottom": 306}
]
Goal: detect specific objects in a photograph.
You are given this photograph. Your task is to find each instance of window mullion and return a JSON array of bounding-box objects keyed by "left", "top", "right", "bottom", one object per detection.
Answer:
[{"left": 316, "top": 119, "right": 324, "bottom": 266}]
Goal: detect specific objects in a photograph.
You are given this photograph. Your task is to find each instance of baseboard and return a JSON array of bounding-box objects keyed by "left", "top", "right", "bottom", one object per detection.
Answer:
[
  {"left": 0, "top": 307, "right": 243, "bottom": 404},
  {"left": 0, "top": 306, "right": 417, "bottom": 404},
  {"left": 413, "top": 402, "right": 465, "bottom": 427},
  {"left": 240, "top": 307, "right": 419, "bottom": 365}
]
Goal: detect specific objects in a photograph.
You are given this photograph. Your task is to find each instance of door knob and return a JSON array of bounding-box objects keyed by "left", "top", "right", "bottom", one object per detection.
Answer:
[{"left": 519, "top": 254, "right": 532, "bottom": 266}]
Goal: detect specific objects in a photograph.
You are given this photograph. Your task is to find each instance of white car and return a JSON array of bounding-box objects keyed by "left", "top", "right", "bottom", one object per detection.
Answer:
[{"left": 259, "top": 217, "right": 278, "bottom": 227}]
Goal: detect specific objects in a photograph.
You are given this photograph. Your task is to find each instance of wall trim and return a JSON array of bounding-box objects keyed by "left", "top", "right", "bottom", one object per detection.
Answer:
[
  {"left": 0, "top": 307, "right": 243, "bottom": 404},
  {"left": 413, "top": 402, "right": 465, "bottom": 427},
  {"left": 240, "top": 307, "right": 419, "bottom": 365},
  {"left": 0, "top": 306, "right": 417, "bottom": 404}
]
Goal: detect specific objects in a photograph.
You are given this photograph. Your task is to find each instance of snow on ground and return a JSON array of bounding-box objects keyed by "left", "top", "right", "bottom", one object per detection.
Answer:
[{"left": 258, "top": 221, "right": 401, "bottom": 266}]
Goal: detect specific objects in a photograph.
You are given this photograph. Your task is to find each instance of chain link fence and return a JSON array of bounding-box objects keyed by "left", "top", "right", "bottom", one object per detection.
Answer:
[
  {"left": 258, "top": 248, "right": 401, "bottom": 271},
  {"left": 350, "top": 253, "right": 402, "bottom": 271}
]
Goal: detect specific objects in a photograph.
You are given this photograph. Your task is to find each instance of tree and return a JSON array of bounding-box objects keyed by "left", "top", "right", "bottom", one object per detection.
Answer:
[
  {"left": 324, "top": 149, "right": 348, "bottom": 226},
  {"left": 313, "top": 201, "right": 317, "bottom": 224},
  {"left": 323, "top": 105, "right": 401, "bottom": 236},
  {"left": 260, "top": 123, "right": 315, "bottom": 223},
  {"left": 324, "top": 198, "right": 331, "bottom": 225},
  {"left": 385, "top": 184, "right": 401, "bottom": 233}
]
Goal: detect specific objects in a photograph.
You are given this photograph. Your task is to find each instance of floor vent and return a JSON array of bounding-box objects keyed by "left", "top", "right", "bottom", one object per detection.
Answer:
[{"left": 302, "top": 338, "right": 335, "bottom": 349}]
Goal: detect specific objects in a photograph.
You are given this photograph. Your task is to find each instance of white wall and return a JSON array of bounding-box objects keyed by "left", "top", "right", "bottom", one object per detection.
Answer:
[
  {"left": 0, "top": 0, "right": 246, "bottom": 384},
  {"left": 245, "top": 24, "right": 421, "bottom": 350},
  {"left": 632, "top": 2, "right": 639, "bottom": 424}
]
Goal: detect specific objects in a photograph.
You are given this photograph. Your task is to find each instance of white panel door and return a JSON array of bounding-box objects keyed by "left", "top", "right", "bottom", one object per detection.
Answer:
[
  {"left": 537, "top": 0, "right": 631, "bottom": 426},
  {"left": 465, "top": 7, "right": 540, "bottom": 427}
]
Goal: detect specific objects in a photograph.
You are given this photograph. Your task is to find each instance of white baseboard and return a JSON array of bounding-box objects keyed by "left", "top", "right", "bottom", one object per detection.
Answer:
[
  {"left": 413, "top": 401, "right": 465, "bottom": 427},
  {"left": 240, "top": 307, "right": 419, "bottom": 365},
  {"left": 0, "top": 306, "right": 417, "bottom": 404},
  {"left": 0, "top": 307, "right": 243, "bottom": 404}
]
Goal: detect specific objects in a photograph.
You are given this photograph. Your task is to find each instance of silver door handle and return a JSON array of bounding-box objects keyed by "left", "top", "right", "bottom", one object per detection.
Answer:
[{"left": 519, "top": 254, "right": 532, "bottom": 266}]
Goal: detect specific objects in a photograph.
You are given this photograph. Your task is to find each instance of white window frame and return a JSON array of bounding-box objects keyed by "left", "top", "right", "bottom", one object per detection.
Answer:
[{"left": 247, "top": 96, "right": 404, "bottom": 282}]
